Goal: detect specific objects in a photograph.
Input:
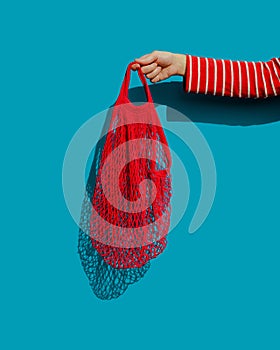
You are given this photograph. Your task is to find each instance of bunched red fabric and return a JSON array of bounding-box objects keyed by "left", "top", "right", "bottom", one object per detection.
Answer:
[{"left": 90, "top": 62, "right": 172, "bottom": 269}]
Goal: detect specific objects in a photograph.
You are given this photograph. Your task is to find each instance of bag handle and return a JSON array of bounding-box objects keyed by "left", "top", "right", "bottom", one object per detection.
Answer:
[{"left": 116, "top": 61, "right": 153, "bottom": 105}]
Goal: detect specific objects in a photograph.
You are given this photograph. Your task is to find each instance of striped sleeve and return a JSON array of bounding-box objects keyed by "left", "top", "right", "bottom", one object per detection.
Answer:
[{"left": 183, "top": 55, "right": 280, "bottom": 99}]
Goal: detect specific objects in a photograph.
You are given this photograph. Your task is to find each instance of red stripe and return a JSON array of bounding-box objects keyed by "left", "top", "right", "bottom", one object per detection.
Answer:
[
  {"left": 264, "top": 62, "right": 276, "bottom": 96},
  {"left": 198, "top": 57, "right": 207, "bottom": 94},
  {"left": 190, "top": 55, "right": 198, "bottom": 92},
  {"left": 255, "top": 62, "right": 266, "bottom": 98},
  {"left": 240, "top": 61, "right": 248, "bottom": 98},
  {"left": 214, "top": 59, "right": 222, "bottom": 96},
  {"left": 206, "top": 58, "right": 215, "bottom": 95},
  {"left": 247, "top": 62, "right": 256, "bottom": 98},
  {"left": 224, "top": 60, "right": 232, "bottom": 96},
  {"left": 231, "top": 61, "right": 239, "bottom": 97}
]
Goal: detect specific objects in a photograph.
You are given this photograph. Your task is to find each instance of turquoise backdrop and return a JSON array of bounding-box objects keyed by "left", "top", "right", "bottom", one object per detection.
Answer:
[{"left": 1, "top": 1, "right": 279, "bottom": 349}]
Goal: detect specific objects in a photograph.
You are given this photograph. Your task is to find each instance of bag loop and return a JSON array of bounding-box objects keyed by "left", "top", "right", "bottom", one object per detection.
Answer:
[{"left": 116, "top": 61, "right": 153, "bottom": 105}]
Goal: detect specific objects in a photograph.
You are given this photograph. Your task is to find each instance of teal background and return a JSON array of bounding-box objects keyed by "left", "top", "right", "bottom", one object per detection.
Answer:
[{"left": 1, "top": 0, "right": 279, "bottom": 349}]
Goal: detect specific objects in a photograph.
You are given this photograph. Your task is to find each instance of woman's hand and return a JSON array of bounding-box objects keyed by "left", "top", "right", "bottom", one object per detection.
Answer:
[{"left": 131, "top": 51, "right": 186, "bottom": 83}]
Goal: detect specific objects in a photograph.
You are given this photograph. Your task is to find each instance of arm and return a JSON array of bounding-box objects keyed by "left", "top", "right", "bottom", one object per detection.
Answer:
[
  {"left": 133, "top": 51, "right": 280, "bottom": 99},
  {"left": 184, "top": 54, "right": 280, "bottom": 98}
]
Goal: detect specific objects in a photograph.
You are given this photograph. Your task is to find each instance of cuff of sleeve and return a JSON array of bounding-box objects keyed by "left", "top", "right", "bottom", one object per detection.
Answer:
[
  {"left": 184, "top": 54, "right": 198, "bottom": 93},
  {"left": 183, "top": 54, "right": 189, "bottom": 92}
]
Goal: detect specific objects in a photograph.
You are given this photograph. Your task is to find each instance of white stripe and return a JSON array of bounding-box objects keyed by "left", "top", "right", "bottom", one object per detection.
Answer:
[
  {"left": 245, "top": 61, "right": 250, "bottom": 98},
  {"left": 188, "top": 55, "right": 192, "bottom": 93},
  {"left": 252, "top": 62, "right": 259, "bottom": 98},
  {"left": 222, "top": 59, "right": 225, "bottom": 96},
  {"left": 260, "top": 62, "right": 268, "bottom": 98},
  {"left": 230, "top": 60, "right": 234, "bottom": 97},
  {"left": 205, "top": 58, "right": 209, "bottom": 94},
  {"left": 271, "top": 61, "right": 280, "bottom": 81},
  {"left": 196, "top": 57, "right": 201, "bottom": 93},
  {"left": 213, "top": 59, "right": 217, "bottom": 95},
  {"left": 264, "top": 62, "right": 277, "bottom": 96},
  {"left": 237, "top": 61, "right": 242, "bottom": 97},
  {"left": 275, "top": 58, "right": 280, "bottom": 68}
]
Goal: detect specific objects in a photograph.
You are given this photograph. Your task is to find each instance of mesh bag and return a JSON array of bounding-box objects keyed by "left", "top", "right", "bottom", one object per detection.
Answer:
[
  {"left": 89, "top": 61, "right": 172, "bottom": 269},
  {"left": 78, "top": 132, "right": 150, "bottom": 300}
]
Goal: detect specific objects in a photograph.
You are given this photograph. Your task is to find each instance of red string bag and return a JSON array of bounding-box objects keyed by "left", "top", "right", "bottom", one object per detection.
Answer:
[{"left": 90, "top": 62, "right": 172, "bottom": 269}]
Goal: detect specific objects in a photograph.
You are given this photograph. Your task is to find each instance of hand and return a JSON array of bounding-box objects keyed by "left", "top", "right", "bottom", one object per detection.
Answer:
[{"left": 131, "top": 51, "right": 186, "bottom": 83}]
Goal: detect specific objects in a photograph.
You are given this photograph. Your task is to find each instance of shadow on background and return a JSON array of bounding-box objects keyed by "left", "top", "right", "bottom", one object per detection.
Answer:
[{"left": 128, "top": 81, "right": 280, "bottom": 126}]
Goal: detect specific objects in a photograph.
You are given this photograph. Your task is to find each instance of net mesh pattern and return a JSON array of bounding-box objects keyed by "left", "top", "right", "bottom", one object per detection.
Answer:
[
  {"left": 90, "top": 104, "right": 172, "bottom": 268},
  {"left": 77, "top": 61, "right": 172, "bottom": 297},
  {"left": 78, "top": 129, "right": 151, "bottom": 300}
]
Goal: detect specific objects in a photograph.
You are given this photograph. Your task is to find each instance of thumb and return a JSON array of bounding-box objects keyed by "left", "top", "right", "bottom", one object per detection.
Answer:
[{"left": 131, "top": 63, "right": 140, "bottom": 70}]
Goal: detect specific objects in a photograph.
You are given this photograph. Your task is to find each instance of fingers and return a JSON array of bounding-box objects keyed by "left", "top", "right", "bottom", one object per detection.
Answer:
[
  {"left": 151, "top": 75, "right": 160, "bottom": 83},
  {"left": 131, "top": 62, "right": 157, "bottom": 74},
  {"left": 146, "top": 66, "right": 161, "bottom": 80},
  {"left": 150, "top": 67, "right": 171, "bottom": 83},
  {"left": 140, "top": 62, "right": 158, "bottom": 74},
  {"left": 132, "top": 51, "right": 172, "bottom": 83},
  {"left": 134, "top": 52, "right": 158, "bottom": 65}
]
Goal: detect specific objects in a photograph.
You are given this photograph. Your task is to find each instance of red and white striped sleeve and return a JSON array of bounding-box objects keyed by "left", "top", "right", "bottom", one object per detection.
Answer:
[{"left": 183, "top": 55, "right": 280, "bottom": 99}]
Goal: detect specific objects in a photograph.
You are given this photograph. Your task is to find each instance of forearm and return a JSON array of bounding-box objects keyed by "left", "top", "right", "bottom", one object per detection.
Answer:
[{"left": 183, "top": 54, "right": 280, "bottom": 98}]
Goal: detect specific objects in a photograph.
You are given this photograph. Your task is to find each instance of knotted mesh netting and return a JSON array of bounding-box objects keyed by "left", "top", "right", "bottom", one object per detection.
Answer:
[
  {"left": 78, "top": 62, "right": 172, "bottom": 298},
  {"left": 78, "top": 127, "right": 151, "bottom": 300},
  {"left": 90, "top": 105, "right": 172, "bottom": 268}
]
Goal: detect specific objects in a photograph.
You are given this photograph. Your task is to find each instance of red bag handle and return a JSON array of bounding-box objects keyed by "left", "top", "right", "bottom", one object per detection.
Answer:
[{"left": 116, "top": 61, "right": 154, "bottom": 105}]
